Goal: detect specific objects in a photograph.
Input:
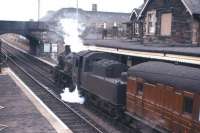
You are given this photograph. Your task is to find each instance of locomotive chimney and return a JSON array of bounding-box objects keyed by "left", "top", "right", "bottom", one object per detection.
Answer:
[
  {"left": 65, "top": 45, "right": 71, "bottom": 54},
  {"left": 92, "top": 4, "right": 97, "bottom": 12}
]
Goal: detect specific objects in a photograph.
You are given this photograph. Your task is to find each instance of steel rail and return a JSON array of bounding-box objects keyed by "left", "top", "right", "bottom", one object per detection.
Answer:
[{"left": 6, "top": 50, "right": 104, "bottom": 133}]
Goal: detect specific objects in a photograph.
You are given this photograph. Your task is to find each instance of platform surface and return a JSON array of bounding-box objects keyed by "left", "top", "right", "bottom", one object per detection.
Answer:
[{"left": 0, "top": 75, "right": 57, "bottom": 133}]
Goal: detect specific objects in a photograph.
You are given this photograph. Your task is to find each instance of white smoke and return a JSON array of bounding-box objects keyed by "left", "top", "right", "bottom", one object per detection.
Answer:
[
  {"left": 60, "top": 18, "right": 86, "bottom": 104},
  {"left": 60, "top": 18, "right": 86, "bottom": 52},
  {"left": 60, "top": 86, "right": 85, "bottom": 104}
]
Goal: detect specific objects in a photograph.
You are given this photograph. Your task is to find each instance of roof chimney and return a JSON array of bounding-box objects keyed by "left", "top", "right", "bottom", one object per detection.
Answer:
[{"left": 92, "top": 4, "right": 97, "bottom": 12}]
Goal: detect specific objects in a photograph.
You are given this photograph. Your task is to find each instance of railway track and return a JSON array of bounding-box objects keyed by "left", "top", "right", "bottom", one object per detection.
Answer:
[{"left": 2, "top": 44, "right": 106, "bottom": 133}]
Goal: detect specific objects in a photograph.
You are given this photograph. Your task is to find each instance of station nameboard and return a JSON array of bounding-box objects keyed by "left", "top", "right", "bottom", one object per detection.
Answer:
[
  {"left": 44, "top": 43, "right": 50, "bottom": 52},
  {"left": 52, "top": 44, "right": 58, "bottom": 53}
]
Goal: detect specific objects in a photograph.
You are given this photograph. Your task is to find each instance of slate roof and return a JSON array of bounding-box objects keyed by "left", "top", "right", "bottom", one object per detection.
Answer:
[
  {"left": 182, "top": 0, "right": 200, "bottom": 15},
  {"left": 41, "top": 8, "right": 130, "bottom": 25},
  {"left": 138, "top": 0, "right": 200, "bottom": 18},
  {"left": 128, "top": 61, "right": 200, "bottom": 93},
  {"left": 130, "top": 8, "right": 142, "bottom": 20}
]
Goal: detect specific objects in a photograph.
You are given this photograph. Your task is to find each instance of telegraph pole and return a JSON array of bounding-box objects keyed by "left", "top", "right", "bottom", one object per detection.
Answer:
[
  {"left": 76, "top": 0, "right": 79, "bottom": 20},
  {"left": 38, "top": 0, "right": 40, "bottom": 21},
  {"left": 76, "top": 0, "right": 79, "bottom": 31}
]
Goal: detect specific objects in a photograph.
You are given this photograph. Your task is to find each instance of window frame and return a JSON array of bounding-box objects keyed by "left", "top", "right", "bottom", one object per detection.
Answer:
[
  {"left": 135, "top": 23, "right": 139, "bottom": 35},
  {"left": 146, "top": 10, "right": 156, "bottom": 35},
  {"left": 192, "top": 19, "right": 200, "bottom": 44},
  {"left": 182, "top": 91, "right": 194, "bottom": 116}
]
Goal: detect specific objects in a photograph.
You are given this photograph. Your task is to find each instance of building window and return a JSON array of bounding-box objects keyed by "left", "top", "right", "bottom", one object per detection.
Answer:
[
  {"left": 192, "top": 20, "right": 200, "bottom": 44},
  {"left": 161, "top": 13, "right": 172, "bottom": 36},
  {"left": 135, "top": 23, "right": 139, "bottom": 34},
  {"left": 183, "top": 96, "right": 193, "bottom": 114},
  {"left": 146, "top": 10, "right": 156, "bottom": 35}
]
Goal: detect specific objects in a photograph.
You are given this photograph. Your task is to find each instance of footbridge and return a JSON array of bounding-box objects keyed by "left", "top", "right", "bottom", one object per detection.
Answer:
[{"left": 0, "top": 20, "right": 49, "bottom": 55}]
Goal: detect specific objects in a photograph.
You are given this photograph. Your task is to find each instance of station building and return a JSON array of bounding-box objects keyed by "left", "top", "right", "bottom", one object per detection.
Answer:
[{"left": 126, "top": 0, "right": 200, "bottom": 46}]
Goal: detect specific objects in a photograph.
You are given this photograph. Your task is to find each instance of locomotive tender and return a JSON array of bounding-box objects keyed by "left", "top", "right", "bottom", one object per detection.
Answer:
[{"left": 55, "top": 47, "right": 200, "bottom": 133}]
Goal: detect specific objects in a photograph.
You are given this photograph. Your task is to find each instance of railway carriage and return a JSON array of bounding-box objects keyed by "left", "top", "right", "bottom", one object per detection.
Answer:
[{"left": 126, "top": 61, "right": 200, "bottom": 133}]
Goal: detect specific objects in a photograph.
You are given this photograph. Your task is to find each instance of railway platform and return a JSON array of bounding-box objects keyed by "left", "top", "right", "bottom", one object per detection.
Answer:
[
  {"left": 0, "top": 69, "right": 71, "bottom": 133},
  {"left": 84, "top": 39, "right": 200, "bottom": 65},
  {"left": 1, "top": 38, "right": 57, "bottom": 67},
  {"left": 84, "top": 39, "right": 200, "bottom": 56}
]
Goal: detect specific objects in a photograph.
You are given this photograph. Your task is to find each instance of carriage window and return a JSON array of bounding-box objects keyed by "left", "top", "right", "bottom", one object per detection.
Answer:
[
  {"left": 183, "top": 96, "right": 193, "bottom": 114},
  {"left": 137, "top": 82, "right": 143, "bottom": 95},
  {"left": 199, "top": 109, "right": 200, "bottom": 121}
]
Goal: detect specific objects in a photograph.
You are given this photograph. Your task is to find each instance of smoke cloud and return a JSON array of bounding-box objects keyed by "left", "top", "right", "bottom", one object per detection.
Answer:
[
  {"left": 60, "top": 18, "right": 86, "bottom": 52},
  {"left": 60, "top": 18, "right": 86, "bottom": 104},
  {"left": 60, "top": 86, "right": 85, "bottom": 104}
]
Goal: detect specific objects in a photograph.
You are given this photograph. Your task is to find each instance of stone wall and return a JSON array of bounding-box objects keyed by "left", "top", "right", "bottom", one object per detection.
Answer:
[{"left": 140, "top": 0, "right": 194, "bottom": 45}]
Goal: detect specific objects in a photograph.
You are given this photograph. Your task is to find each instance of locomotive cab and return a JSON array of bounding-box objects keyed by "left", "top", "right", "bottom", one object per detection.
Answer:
[
  {"left": 71, "top": 51, "right": 128, "bottom": 116},
  {"left": 71, "top": 51, "right": 91, "bottom": 90},
  {"left": 72, "top": 51, "right": 118, "bottom": 89}
]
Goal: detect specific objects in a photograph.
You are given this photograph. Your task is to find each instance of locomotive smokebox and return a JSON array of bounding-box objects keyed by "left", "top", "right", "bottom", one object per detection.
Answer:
[{"left": 65, "top": 45, "right": 71, "bottom": 55}]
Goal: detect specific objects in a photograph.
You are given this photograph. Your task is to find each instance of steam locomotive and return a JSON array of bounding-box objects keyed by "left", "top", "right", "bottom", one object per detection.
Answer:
[{"left": 54, "top": 46, "right": 200, "bottom": 133}]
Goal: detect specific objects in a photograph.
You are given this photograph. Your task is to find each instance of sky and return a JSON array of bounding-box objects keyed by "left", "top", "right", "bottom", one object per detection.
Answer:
[{"left": 0, "top": 0, "right": 143, "bottom": 21}]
